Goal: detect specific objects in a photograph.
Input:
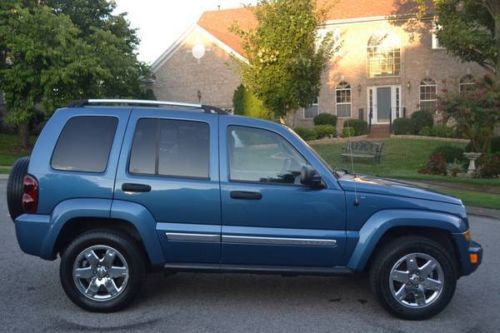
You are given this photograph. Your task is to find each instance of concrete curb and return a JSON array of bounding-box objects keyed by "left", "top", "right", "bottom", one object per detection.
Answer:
[
  {"left": 467, "top": 207, "right": 500, "bottom": 221},
  {"left": 0, "top": 174, "right": 8, "bottom": 180}
]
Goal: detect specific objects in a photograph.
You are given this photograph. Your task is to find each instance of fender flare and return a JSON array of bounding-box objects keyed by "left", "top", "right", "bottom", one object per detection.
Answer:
[
  {"left": 40, "top": 199, "right": 164, "bottom": 266},
  {"left": 346, "top": 209, "right": 467, "bottom": 271}
]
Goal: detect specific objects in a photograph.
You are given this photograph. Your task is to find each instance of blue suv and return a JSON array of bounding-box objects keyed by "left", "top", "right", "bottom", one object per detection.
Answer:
[{"left": 7, "top": 99, "right": 482, "bottom": 319}]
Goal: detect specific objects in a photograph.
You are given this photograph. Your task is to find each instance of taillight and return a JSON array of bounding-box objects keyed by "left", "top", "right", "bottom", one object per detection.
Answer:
[{"left": 22, "top": 175, "right": 38, "bottom": 213}]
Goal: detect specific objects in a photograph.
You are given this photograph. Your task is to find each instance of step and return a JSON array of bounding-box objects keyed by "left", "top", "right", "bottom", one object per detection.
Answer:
[{"left": 368, "top": 125, "right": 390, "bottom": 138}]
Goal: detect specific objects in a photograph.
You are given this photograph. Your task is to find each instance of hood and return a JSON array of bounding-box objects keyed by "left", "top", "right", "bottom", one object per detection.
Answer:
[{"left": 337, "top": 174, "right": 462, "bottom": 206}]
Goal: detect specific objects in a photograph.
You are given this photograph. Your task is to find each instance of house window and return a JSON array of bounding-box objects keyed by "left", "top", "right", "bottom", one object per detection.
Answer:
[
  {"left": 304, "top": 97, "right": 319, "bottom": 119},
  {"left": 432, "top": 22, "right": 444, "bottom": 49},
  {"left": 459, "top": 75, "right": 475, "bottom": 94},
  {"left": 419, "top": 78, "right": 437, "bottom": 112},
  {"left": 336, "top": 81, "right": 351, "bottom": 118},
  {"left": 367, "top": 31, "right": 401, "bottom": 77}
]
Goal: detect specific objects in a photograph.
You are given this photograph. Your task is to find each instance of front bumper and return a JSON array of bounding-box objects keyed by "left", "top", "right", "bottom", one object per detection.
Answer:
[{"left": 466, "top": 240, "right": 483, "bottom": 274}]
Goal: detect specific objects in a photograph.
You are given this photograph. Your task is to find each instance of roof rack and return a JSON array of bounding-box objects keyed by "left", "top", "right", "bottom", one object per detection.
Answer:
[{"left": 67, "top": 99, "right": 228, "bottom": 114}]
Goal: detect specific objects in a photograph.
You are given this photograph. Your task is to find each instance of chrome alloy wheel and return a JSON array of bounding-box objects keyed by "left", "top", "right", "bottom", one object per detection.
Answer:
[
  {"left": 389, "top": 253, "right": 444, "bottom": 308},
  {"left": 72, "top": 245, "right": 129, "bottom": 302}
]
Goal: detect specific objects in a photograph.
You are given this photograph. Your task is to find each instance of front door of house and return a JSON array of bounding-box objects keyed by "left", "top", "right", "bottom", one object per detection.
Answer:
[{"left": 368, "top": 86, "right": 401, "bottom": 124}]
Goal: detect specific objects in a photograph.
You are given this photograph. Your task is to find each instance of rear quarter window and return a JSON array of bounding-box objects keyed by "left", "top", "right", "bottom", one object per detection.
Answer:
[{"left": 51, "top": 116, "right": 118, "bottom": 173}]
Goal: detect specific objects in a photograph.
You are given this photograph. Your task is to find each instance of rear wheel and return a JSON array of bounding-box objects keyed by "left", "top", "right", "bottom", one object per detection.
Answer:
[
  {"left": 60, "top": 230, "right": 146, "bottom": 312},
  {"left": 370, "top": 236, "right": 457, "bottom": 320},
  {"left": 7, "top": 157, "right": 30, "bottom": 221}
]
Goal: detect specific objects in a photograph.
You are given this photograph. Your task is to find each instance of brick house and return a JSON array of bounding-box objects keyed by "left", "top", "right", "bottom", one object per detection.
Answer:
[{"left": 151, "top": 0, "right": 487, "bottom": 134}]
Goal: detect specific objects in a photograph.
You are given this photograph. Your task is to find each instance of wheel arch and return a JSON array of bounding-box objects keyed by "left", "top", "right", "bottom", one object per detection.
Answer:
[{"left": 347, "top": 209, "right": 466, "bottom": 272}]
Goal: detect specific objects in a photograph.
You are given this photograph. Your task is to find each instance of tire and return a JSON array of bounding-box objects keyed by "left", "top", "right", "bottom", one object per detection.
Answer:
[
  {"left": 7, "top": 157, "right": 30, "bottom": 221},
  {"left": 60, "top": 229, "right": 146, "bottom": 312},
  {"left": 369, "top": 236, "right": 457, "bottom": 320}
]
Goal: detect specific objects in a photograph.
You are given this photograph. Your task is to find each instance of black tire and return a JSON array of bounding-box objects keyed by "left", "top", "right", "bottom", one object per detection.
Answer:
[
  {"left": 60, "top": 229, "right": 146, "bottom": 312},
  {"left": 7, "top": 157, "right": 30, "bottom": 221},
  {"left": 369, "top": 236, "right": 457, "bottom": 320}
]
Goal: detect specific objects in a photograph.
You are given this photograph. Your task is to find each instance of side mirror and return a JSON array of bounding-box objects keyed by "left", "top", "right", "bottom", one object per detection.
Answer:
[{"left": 300, "top": 165, "right": 324, "bottom": 188}]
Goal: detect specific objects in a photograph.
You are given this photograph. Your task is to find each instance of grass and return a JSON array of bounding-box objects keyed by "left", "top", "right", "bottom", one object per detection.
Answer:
[
  {"left": 311, "top": 138, "right": 500, "bottom": 187},
  {"left": 0, "top": 133, "right": 34, "bottom": 168},
  {"left": 437, "top": 188, "right": 500, "bottom": 210}
]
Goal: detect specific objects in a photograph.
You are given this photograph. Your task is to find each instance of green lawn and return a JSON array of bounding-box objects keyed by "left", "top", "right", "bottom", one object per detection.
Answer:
[
  {"left": 0, "top": 134, "right": 34, "bottom": 170},
  {"left": 311, "top": 138, "right": 500, "bottom": 187}
]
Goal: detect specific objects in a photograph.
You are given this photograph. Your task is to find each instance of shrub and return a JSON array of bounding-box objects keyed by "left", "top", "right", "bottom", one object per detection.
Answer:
[
  {"left": 393, "top": 118, "right": 414, "bottom": 134},
  {"left": 314, "top": 125, "right": 336, "bottom": 139},
  {"left": 313, "top": 113, "right": 337, "bottom": 126},
  {"left": 343, "top": 119, "right": 368, "bottom": 136},
  {"left": 432, "top": 145, "right": 465, "bottom": 163},
  {"left": 342, "top": 127, "right": 355, "bottom": 138},
  {"left": 232, "top": 84, "right": 272, "bottom": 119},
  {"left": 410, "top": 111, "right": 433, "bottom": 134},
  {"left": 491, "top": 137, "right": 500, "bottom": 154},
  {"left": 478, "top": 154, "right": 500, "bottom": 178},
  {"left": 419, "top": 153, "right": 447, "bottom": 175},
  {"left": 419, "top": 125, "right": 456, "bottom": 138},
  {"left": 293, "top": 127, "right": 317, "bottom": 141}
]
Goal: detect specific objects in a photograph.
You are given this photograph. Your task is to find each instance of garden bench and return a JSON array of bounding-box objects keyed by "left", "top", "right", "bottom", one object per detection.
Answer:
[{"left": 341, "top": 141, "right": 384, "bottom": 163}]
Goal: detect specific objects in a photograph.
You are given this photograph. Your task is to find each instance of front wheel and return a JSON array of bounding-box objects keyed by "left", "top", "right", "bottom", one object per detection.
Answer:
[
  {"left": 60, "top": 230, "right": 146, "bottom": 312},
  {"left": 370, "top": 236, "right": 457, "bottom": 320}
]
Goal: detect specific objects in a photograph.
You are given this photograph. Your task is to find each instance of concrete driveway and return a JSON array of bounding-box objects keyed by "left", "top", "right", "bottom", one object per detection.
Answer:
[{"left": 0, "top": 180, "right": 498, "bottom": 332}]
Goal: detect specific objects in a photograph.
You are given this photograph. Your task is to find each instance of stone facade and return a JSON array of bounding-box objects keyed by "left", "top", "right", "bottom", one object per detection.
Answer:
[{"left": 151, "top": 9, "right": 488, "bottom": 132}]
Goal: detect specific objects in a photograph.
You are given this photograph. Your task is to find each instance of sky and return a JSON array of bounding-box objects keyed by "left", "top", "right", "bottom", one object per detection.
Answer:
[{"left": 114, "top": 0, "right": 258, "bottom": 64}]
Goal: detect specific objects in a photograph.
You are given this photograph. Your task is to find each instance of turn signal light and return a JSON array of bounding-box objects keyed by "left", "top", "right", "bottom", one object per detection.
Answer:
[
  {"left": 22, "top": 175, "right": 38, "bottom": 214},
  {"left": 470, "top": 253, "right": 478, "bottom": 264}
]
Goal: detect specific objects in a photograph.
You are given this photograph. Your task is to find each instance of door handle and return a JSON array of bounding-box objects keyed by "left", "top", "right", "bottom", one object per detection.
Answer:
[
  {"left": 122, "top": 183, "right": 151, "bottom": 193},
  {"left": 230, "top": 191, "right": 262, "bottom": 200}
]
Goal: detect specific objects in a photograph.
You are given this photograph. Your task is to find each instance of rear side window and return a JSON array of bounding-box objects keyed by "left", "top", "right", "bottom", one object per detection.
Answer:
[
  {"left": 51, "top": 116, "right": 118, "bottom": 172},
  {"left": 129, "top": 118, "right": 210, "bottom": 179}
]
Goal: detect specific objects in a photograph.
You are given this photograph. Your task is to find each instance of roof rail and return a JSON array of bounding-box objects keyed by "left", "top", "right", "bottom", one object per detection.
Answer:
[{"left": 67, "top": 99, "right": 228, "bottom": 114}]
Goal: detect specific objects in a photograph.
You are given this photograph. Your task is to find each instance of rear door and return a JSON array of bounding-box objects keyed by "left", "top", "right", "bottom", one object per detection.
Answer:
[{"left": 114, "top": 109, "right": 221, "bottom": 264}]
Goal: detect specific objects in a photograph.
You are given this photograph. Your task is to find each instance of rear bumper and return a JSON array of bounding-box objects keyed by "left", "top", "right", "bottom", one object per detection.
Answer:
[{"left": 15, "top": 214, "right": 55, "bottom": 260}]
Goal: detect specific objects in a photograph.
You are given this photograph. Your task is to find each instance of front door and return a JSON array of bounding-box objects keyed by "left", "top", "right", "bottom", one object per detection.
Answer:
[
  {"left": 369, "top": 86, "right": 401, "bottom": 124},
  {"left": 114, "top": 109, "right": 221, "bottom": 264},
  {"left": 219, "top": 118, "right": 346, "bottom": 268}
]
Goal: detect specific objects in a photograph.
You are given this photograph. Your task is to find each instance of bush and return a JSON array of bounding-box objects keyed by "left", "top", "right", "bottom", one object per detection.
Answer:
[
  {"left": 342, "top": 127, "right": 355, "bottom": 138},
  {"left": 478, "top": 154, "right": 500, "bottom": 178},
  {"left": 343, "top": 119, "right": 368, "bottom": 136},
  {"left": 419, "top": 153, "right": 447, "bottom": 175},
  {"left": 419, "top": 125, "right": 456, "bottom": 138},
  {"left": 313, "top": 113, "right": 337, "bottom": 126},
  {"left": 232, "top": 84, "right": 272, "bottom": 119},
  {"left": 393, "top": 118, "right": 414, "bottom": 134},
  {"left": 432, "top": 145, "right": 465, "bottom": 163},
  {"left": 293, "top": 127, "right": 317, "bottom": 141},
  {"left": 314, "top": 125, "right": 336, "bottom": 139},
  {"left": 410, "top": 111, "right": 433, "bottom": 134},
  {"left": 491, "top": 137, "right": 500, "bottom": 154}
]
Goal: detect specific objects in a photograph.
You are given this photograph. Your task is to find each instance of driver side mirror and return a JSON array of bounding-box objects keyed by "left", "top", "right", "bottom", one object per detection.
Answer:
[{"left": 300, "top": 165, "right": 324, "bottom": 188}]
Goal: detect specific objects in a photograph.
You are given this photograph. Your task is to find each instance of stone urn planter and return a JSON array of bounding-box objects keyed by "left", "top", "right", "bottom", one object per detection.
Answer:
[{"left": 463, "top": 152, "right": 482, "bottom": 176}]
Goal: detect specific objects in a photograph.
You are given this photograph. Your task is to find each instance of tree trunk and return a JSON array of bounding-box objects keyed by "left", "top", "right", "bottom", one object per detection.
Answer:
[{"left": 18, "top": 122, "right": 30, "bottom": 150}]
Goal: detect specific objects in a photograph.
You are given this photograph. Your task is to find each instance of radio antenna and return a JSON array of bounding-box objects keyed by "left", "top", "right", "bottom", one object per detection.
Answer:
[{"left": 347, "top": 125, "right": 359, "bottom": 206}]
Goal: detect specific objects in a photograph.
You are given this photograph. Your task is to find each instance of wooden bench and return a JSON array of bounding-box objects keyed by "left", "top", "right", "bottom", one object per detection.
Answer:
[{"left": 341, "top": 141, "right": 384, "bottom": 163}]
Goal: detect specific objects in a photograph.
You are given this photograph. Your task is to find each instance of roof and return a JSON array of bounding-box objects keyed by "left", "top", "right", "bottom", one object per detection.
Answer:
[{"left": 197, "top": 0, "right": 422, "bottom": 56}]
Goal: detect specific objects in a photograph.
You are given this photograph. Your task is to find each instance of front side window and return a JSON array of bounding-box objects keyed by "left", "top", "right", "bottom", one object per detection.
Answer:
[
  {"left": 367, "top": 31, "right": 401, "bottom": 77},
  {"left": 228, "top": 126, "right": 308, "bottom": 185},
  {"left": 51, "top": 116, "right": 118, "bottom": 172},
  {"left": 129, "top": 118, "right": 209, "bottom": 179},
  {"left": 419, "top": 78, "right": 437, "bottom": 112},
  {"left": 336, "top": 81, "right": 352, "bottom": 118}
]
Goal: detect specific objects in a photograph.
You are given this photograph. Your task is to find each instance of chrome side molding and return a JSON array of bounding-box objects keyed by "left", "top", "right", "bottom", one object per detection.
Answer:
[
  {"left": 166, "top": 232, "right": 220, "bottom": 243},
  {"left": 222, "top": 235, "right": 337, "bottom": 247}
]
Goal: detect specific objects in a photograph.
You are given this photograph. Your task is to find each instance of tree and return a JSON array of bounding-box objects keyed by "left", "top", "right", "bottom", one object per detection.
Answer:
[
  {"left": 231, "top": 0, "right": 335, "bottom": 121},
  {"left": 232, "top": 84, "right": 272, "bottom": 119},
  {"left": 440, "top": 77, "right": 500, "bottom": 152},
  {"left": 0, "top": 0, "right": 150, "bottom": 148},
  {"left": 413, "top": 0, "right": 500, "bottom": 82}
]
